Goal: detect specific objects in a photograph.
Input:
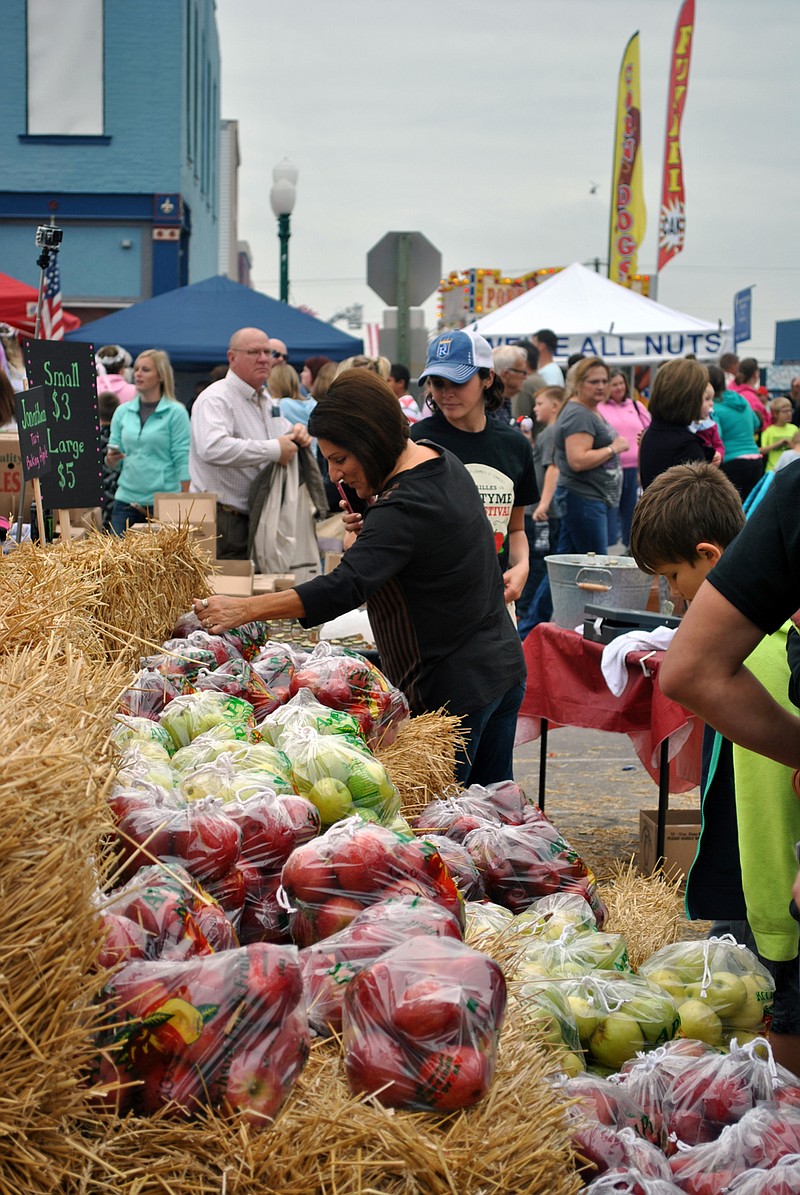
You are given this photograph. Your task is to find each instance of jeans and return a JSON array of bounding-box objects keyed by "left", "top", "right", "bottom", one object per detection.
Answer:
[
  {"left": 455, "top": 681, "right": 526, "bottom": 788},
  {"left": 558, "top": 491, "right": 610, "bottom": 555},
  {"left": 517, "top": 515, "right": 560, "bottom": 639},
  {"left": 607, "top": 467, "right": 640, "bottom": 548},
  {"left": 110, "top": 500, "right": 152, "bottom": 536}
]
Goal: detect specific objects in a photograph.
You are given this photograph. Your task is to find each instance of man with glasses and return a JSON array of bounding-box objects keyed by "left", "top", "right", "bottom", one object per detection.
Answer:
[
  {"left": 491, "top": 344, "right": 530, "bottom": 424},
  {"left": 190, "top": 326, "right": 311, "bottom": 558}
]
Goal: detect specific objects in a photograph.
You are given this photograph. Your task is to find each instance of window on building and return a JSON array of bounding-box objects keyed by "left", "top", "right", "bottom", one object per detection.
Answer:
[{"left": 27, "top": 0, "right": 104, "bottom": 136}]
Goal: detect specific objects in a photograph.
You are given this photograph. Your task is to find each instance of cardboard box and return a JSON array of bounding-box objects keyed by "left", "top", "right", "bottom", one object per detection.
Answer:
[
  {"left": 154, "top": 491, "right": 217, "bottom": 561},
  {"left": 208, "top": 559, "right": 254, "bottom": 596},
  {"left": 638, "top": 809, "right": 701, "bottom": 879},
  {"left": 323, "top": 551, "right": 343, "bottom": 574},
  {"left": 0, "top": 433, "right": 35, "bottom": 524},
  {"left": 252, "top": 572, "right": 296, "bottom": 595}
]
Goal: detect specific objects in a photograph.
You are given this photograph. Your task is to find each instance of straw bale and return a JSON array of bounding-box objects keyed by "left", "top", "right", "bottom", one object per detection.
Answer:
[
  {"left": 0, "top": 640, "right": 124, "bottom": 1193},
  {"left": 0, "top": 525, "right": 211, "bottom": 668},
  {"left": 377, "top": 710, "right": 466, "bottom": 821},
  {"left": 602, "top": 859, "right": 686, "bottom": 971}
]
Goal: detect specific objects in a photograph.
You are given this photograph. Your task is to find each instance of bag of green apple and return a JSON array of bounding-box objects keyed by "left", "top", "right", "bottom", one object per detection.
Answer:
[
  {"left": 112, "top": 714, "right": 176, "bottom": 756},
  {"left": 512, "top": 977, "right": 584, "bottom": 1076},
  {"left": 554, "top": 971, "right": 681, "bottom": 1071},
  {"left": 259, "top": 686, "right": 367, "bottom": 752},
  {"left": 510, "top": 892, "right": 602, "bottom": 942},
  {"left": 172, "top": 733, "right": 290, "bottom": 778},
  {"left": 638, "top": 934, "right": 776, "bottom": 1048},
  {"left": 282, "top": 725, "right": 399, "bottom": 826},
  {"left": 158, "top": 691, "right": 257, "bottom": 749},
  {"left": 515, "top": 926, "right": 630, "bottom": 981},
  {"left": 180, "top": 756, "right": 294, "bottom": 803},
  {"left": 90, "top": 943, "right": 309, "bottom": 1120},
  {"left": 115, "top": 741, "right": 178, "bottom": 792}
]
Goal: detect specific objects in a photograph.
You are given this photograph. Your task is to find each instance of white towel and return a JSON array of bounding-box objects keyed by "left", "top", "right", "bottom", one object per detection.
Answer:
[{"left": 600, "top": 626, "right": 677, "bottom": 697}]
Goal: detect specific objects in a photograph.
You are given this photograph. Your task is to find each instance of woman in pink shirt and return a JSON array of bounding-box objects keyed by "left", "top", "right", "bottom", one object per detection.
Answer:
[{"left": 598, "top": 369, "right": 651, "bottom": 547}]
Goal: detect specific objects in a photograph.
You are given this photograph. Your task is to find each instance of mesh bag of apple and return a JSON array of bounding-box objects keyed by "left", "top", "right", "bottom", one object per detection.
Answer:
[
  {"left": 666, "top": 1103, "right": 800, "bottom": 1194},
  {"left": 170, "top": 609, "right": 272, "bottom": 662},
  {"left": 299, "top": 893, "right": 464, "bottom": 1035},
  {"left": 722, "top": 1154, "right": 800, "bottom": 1195},
  {"left": 413, "top": 782, "right": 607, "bottom": 926},
  {"left": 638, "top": 935, "right": 776, "bottom": 1048},
  {"left": 512, "top": 976, "right": 585, "bottom": 1077},
  {"left": 342, "top": 935, "right": 507, "bottom": 1111},
  {"left": 90, "top": 942, "right": 309, "bottom": 1121},
  {"left": 580, "top": 1172, "right": 685, "bottom": 1194},
  {"left": 279, "top": 815, "right": 465, "bottom": 948},
  {"left": 288, "top": 641, "right": 410, "bottom": 749}
]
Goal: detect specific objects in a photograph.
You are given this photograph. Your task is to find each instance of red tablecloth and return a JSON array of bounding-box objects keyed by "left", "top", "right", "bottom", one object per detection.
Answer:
[{"left": 515, "top": 624, "right": 703, "bottom": 794}]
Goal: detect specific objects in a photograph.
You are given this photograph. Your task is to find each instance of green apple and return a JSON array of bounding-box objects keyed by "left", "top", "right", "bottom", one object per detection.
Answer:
[
  {"left": 725, "top": 973, "right": 772, "bottom": 1031},
  {"left": 684, "top": 971, "right": 747, "bottom": 1017},
  {"left": 567, "top": 995, "right": 602, "bottom": 1043},
  {"left": 524, "top": 1008, "right": 565, "bottom": 1047},
  {"left": 306, "top": 777, "right": 355, "bottom": 824},
  {"left": 624, "top": 993, "right": 678, "bottom": 1045},
  {"left": 645, "top": 966, "right": 687, "bottom": 1002},
  {"left": 558, "top": 1050, "right": 586, "bottom": 1077},
  {"left": 678, "top": 998, "right": 723, "bottom": 1046},
  {"left": 589, "top": 1012, "right": 645, "bottom": 1069}
]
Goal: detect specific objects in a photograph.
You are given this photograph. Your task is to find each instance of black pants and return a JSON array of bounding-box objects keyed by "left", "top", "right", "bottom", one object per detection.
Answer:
[
  {"left": 216, "top": 505, "right": 250, "bottom": 559},
  {"left": 721, "top": 456, "right": 764, "bottom": 502}
]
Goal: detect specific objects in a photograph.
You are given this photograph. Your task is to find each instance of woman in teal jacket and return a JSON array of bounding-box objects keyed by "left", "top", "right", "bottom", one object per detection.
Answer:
[
  {"left": 709, "top": 365, "right": 763, "bottom": 500},
  {"left": 106, "top": 349, "right": 190, "bottom": 534}
]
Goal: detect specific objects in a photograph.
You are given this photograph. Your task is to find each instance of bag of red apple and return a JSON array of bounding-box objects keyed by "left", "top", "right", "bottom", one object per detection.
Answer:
[
  {"left": 581, "top": 1169, "right": 684, "bottom": 1194},
  {"left": 662, "top": 1037, "right": 785, "bottom": 1154},
  {"left": 90, "top": 942, "right": 309, "bottom": 1120},
  {"left": 617, "top": 1039, "right": 721, "bottom": 1143},
  {"left": 668, "top": 1104, "right": 800, "bottom": 1194},
  {"left": 99, "top": 861, "right": 236, "bottom": 965},
  {"left": 158, "top": 690, "right": 257, "bottom": 750},
  {"left": 114, "top": 794, "right": 242, "bottom": 887},
  {"left": 170, "top": 612, "right": 270, "bottom": 662},
  {"left": 142, "top": 635, "right": 235, "bottom": 686},
  {"left": 570, "top": 1119, "right": 673, "bottom": 1184},
  {"left": 417, "top": 834, "right": 485, "bottom": 900},
  {"left": 722, "top": 1154, "right": 800, "bottom": 1194},
  {"left": 119, "top": 668, "right": 185, "bottom": 719},
  {"left": 193, "top": 658, "right": 277, "bottom": 722},
  {"left": 557, "top": 1071, "right": 661, "bottom": 1143},
  {"left": 300, "top": 894, "right": 463, "bottom": 1035},
  {"left": 280, "top": 816, "right": 465, "bottom": 947},
  {"left": 342, "top": 935, "right": 506, "bottom": 1111},
  {"left": 282, "top": 725, "right": 400, "bottom": 826},
  {"left": 250, "top": 641, "right": 307, "bottom": 708},
  {"left": 412, "top": 793, "right": 502, "bottom": 840},
  {"left": 638, "top": 934, "right": 776, "bottom": 1044},
  {"left": 259, "top": 686, "right": 366, "bottom": 752},
  {"left": 461, "top": 779, "right": 549, "bottom": 826},
  {"left": 463, "top": 821, "right": 607, "bottom": 926},
  {"left": 288, "top": 642, "right": 410, "bottom": 749}
]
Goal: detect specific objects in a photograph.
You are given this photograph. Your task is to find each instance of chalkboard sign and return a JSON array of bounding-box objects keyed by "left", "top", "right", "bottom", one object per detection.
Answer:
[
  {"left": 25, "top": 340, "right": 102, "bottom": 508},
  {"left": 13, "top": 386, "right": 53, "bottom": 481}
]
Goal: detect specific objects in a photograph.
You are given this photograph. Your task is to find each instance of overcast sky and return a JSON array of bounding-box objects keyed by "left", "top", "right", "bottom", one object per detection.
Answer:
[{"left": 216, "top": 0, "right": 799, "bottom": 361}]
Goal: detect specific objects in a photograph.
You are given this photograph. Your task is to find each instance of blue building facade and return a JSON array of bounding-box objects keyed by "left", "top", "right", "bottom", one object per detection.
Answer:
[{"left": 0, "top": 0, "right": 221, "bottom": 317}]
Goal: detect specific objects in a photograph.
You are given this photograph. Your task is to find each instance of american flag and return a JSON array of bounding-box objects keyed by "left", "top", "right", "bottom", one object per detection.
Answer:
[{"left": 40, "top": 253, "right": 65, "bottom": 340}]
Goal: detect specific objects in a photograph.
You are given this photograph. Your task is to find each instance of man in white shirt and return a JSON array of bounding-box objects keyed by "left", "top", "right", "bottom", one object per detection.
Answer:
[
  {"left": 190, "top": 326, "right": 311, "bottom": 558},
  {"left": 532, "top": 328, "right": 565, "bottom": 386}
]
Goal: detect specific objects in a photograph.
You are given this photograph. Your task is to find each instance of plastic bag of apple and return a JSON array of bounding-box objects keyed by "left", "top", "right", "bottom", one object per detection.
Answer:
[
  {"left": 723, "top": 1155, "right": 800, "bottom": 1194},
  {"left": 259, "top": 687, "right": 368, "bottom": 753},
  {"left": 667, "top": 1104, "right": 800, "bottom": 1194},
  {"left": 513, "top": 976, "right": 585, "bottom": 1076},
  {"left": 299, "top": 894, "right": 463, "bottom": 1035},
  {"left": 343, "top": 935, "right": 506, "bottom": 1111},
  {"left": 288, "top": 642, "right": 410, "bottom": 749},
  {"left": 282, "top": 724, "right": 400, "bottom": 826},
  {"left": 638, "top": 936, "right": 776, "bottom": 1047},
  {"left": 91, "top": 943, "right": 309, "bottom": 1121},
  {"left": 280, "top": 816, "right": 465, "bottom": 948}
]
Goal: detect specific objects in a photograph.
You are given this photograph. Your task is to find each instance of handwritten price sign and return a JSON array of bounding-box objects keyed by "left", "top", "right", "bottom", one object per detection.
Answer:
[
  {"left": 25, "top": 341, "right": 102, "bottom": 508},
  {"left": 14, "top": 387, "right": 53, "bottom": 481}
]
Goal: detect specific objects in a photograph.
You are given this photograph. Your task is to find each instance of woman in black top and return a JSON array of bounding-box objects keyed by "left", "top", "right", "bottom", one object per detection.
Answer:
[
  {"left": 193, "top": 370, "right": 526, "bottom": 786},
  {"left": 638, "top": 358, "right": 708, "bottom": 490}
]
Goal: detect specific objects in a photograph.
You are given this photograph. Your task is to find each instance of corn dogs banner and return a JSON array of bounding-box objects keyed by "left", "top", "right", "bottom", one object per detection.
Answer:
[
  {"left": 658, "top": 0, "right": 695, "bottom": 271},
  {"left": 608, "top": 32, "right": 646, "bottom": 287}
]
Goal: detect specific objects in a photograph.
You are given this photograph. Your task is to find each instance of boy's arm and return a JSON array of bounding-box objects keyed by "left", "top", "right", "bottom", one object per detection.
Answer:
[
  {"left": 660, "top": 581, "right": 800, "bottom": 769},
  {"left": 533, "top": 463, "right": 559, "bottom": 520}
]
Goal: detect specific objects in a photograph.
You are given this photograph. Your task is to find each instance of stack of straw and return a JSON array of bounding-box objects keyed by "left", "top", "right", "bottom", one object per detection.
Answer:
[
  {"left": 0, "top": 640, "right": 126, "bottom": 1193},
  {"left": 377, "top": 710, "right": 466, "bottom": 821}
]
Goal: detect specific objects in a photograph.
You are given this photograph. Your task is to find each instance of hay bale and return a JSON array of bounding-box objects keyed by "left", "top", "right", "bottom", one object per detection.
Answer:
[
  {"left": 378, "top": 710, "right": 466, "bottom": 821},
  {"left": 0, "top": 641, "right": 126, "bottom": 1192},
  {"left": 602, "top": 859, "right": 686, "bottom": 971},
  {"left": 0, "top": 527, "right": 212, "bottom": 667}
]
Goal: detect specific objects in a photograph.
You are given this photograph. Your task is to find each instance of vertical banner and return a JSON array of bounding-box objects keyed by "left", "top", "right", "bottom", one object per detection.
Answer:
[
  {"left": 608, "top": 32, "right": 646, "bottom": 287},
  {"left": 734, "top": 287, "right": 753, "bottom": 347},
  {"left": 657, "top": 0, "right": 696, "bottom": 272}
]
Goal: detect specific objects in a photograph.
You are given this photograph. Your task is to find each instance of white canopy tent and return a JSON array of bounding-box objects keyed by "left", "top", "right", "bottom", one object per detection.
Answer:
[{"left": 471, "top": 262, "right": 732, "bottom": 366}]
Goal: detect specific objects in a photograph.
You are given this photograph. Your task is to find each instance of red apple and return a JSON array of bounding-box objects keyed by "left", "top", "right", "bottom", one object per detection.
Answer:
[
  {"left": 417, "top": 1044, "right": 491, "bottom": 1110},
  {"left": 393, "top": 978, "right": 463, "bottom": 1041},
  {"left": 344, "top": 1030, "right": 417, "bottom": 1106},
  {"left": 313, "top": 894, "right": 365, "bottom": 941},
  {"left": 222, "top": 1043, "right": 286, "bottom": 1123}
]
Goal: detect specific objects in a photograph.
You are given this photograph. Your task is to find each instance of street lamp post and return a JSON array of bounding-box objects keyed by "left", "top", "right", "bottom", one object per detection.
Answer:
[{"left": 270, "top": 159, "right": 298, "bottom": 303}]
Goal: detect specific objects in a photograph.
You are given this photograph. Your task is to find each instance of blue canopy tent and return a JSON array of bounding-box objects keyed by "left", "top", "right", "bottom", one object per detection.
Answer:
[{"left": 65, "top": 275, "right": 363, "bottom": 367}]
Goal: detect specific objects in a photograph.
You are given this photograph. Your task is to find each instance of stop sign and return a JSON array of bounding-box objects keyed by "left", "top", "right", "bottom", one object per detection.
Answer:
[{"left": 367, "top": 231, "right": 442, "bottom": 307}]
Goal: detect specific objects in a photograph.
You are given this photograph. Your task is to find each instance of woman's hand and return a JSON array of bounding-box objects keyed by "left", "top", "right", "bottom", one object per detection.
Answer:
[
  {"left": 533, "top": 503, "right": 549, "bottom": 522},
  {"left": 611, "top": 435, "right": 629, "bottom": 454},
  {"left": 341, "top": 508, "right": 363, "bottom": 551},
  {"left": 192, "top": 595, "right": 253, "bottom": 634},
  {"left": 503, "top": 560, "right": 528, "bottom": 604},
  {"left": 106, "top": 448, "right": 124, "bottom": 468},
  {"left": 291, "top": 423, "right": 312, "bottom": 449}
]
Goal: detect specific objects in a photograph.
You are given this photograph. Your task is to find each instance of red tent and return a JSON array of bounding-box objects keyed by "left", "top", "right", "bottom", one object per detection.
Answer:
[{"left": 0, "top": 271, "right": 80, "bottom": 336}]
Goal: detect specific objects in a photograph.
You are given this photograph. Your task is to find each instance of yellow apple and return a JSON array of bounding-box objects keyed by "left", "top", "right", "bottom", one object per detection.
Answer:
[
  {"left": 645, "top": 966, "right": 687, "bottom": 1003},
  {"left": 725, "top": 973, "right": 772, "bottom": 1031},
  {"left": 684, "top": 971, "right": 747, "bottom": 1017},
  {"left": 567, "top": 995, "right": 602, "bottom": 1043},
  {"left": 678, "top": 998, "right": 723, "bottom": 1047}
]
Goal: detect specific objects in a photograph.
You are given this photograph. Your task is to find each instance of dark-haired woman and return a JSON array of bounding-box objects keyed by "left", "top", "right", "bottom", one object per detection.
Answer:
[
  {"left": 193, "top": 369, "right": 526, "bottom": 787},
  {"left": 410, "top": 329, "right": 536, "bottom": 606},
  {"left": 709, "top": 364, "right": 763, "bottom": 500}
]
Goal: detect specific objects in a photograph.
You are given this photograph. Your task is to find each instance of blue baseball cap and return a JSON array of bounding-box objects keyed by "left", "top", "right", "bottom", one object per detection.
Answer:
[{"left": 419, "top": 329, "right": 494, "bottom": 383}]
